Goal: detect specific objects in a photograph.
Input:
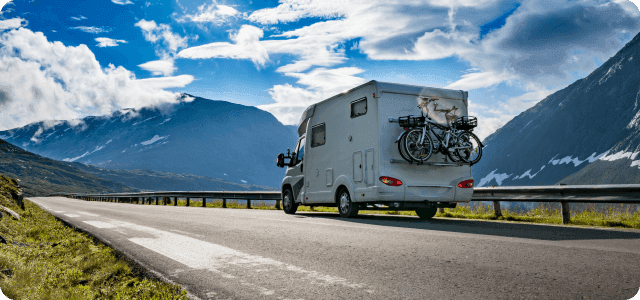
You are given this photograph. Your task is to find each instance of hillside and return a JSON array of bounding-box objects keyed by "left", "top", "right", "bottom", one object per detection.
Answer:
[
  {"left": 473, "top": 31, "right": 640, "bottom": 186},
  {"left": 0, "top": 139, "right": 135, "bottom": 196},
  {"left": 69, "top": 162, "right": 277, "bottom": 192},
  {"left": 0, "top": 94, "right": 298, "bottom": 188}
]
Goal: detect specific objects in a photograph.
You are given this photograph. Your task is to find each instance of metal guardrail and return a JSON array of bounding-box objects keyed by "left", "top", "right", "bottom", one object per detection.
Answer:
[
  {"left": 49, "top": 184, "right": 640, "bottom": 224},
  {"left": 49, "top": 191, "right": 282, "bottom": 209}
]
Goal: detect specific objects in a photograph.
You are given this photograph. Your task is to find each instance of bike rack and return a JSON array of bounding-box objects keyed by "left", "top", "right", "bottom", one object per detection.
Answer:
[{"left": 389, "top": 159, "right": 467, "bottom": 166}]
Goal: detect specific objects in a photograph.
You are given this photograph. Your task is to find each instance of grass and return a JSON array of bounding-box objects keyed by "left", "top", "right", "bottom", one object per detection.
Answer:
[
  {"left": 141, "top": 197, "right": 640, "bottom": 229},
  {"left": 0, "top": 175, "right": 188, "bottom": 300}
]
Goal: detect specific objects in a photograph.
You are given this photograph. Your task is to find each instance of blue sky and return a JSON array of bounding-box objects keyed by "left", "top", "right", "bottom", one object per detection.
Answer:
[{"left": 1, "top": 0, "right": 640, "bottom": 139}]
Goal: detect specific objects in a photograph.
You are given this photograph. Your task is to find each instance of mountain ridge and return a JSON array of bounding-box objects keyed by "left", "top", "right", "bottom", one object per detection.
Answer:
[
  {"left": 0, "top": 94, "right": 298, "bottom": 188},
  {"left": 473, "top": 31, "right": 640, "bottom": 186}
]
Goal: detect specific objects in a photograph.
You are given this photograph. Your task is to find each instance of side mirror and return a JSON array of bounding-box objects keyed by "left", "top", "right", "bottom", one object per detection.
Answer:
[{"left": 276, "top": 153, "right": 285, "bottom": 168}]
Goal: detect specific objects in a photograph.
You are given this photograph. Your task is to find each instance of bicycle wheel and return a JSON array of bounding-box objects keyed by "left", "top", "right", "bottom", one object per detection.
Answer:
[
  {"left": 455, "top": 131, "right": 482, "bottom": 165},
  {"left": 446, "top": 133, "right": 462, "bottom": 162},
  {"left": 397, "top": 130, "right": 414, "bottom": 163},
  {"left": 403, "top": 128, "right": 434, "bottom": 162}
]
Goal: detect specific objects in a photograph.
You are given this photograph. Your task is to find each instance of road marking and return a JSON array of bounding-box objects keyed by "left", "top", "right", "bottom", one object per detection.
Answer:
[
  {"left": 55, "top": 211, "right": 65, "bottom": 213},
  {"left": 83, "top": 219, "right": 373, "bottom": 297},
  {"left": 83, "top": 221, "right": 117, "bottom": 228},
  {"left": 78, "top": 211, "right": 99, "bottom": 217},
  {"left": 64, "top": 214, "right": 80, "bottom": 217}
]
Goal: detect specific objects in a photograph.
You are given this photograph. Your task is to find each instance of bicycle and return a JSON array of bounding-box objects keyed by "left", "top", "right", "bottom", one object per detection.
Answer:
[{"left": 397, "top": 110, "right": 483, "bottom": 165}]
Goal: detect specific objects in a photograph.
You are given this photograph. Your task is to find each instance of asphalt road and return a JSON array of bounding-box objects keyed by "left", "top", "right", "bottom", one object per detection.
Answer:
[{"left": 28, "top": 197, "right": 640, "bottom": 300}]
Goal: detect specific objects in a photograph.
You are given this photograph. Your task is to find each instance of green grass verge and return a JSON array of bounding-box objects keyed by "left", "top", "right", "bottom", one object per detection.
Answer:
[
  {"left": 0, "top": 176, "right": 189, "bottom": 300},
  {"left": 156, "top": 197, "right": 640, "bottom": 229}
]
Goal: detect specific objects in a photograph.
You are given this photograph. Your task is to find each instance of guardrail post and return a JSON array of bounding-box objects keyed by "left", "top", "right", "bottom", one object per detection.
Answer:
[
  {"left": 174, "top": 197, "right": 177, "bottom": 206},
  {"left": 247, "top": 199, "right": 252, "bottom": 209},
  {"left": 202, "top": 198, "right": 206, "bottom": 207},
  {"left": 186, "top": 197, "right": 190, "bottom": 206},
  {"left": 561, "top": 201, "right": 571, "bottom": 224},
  {"left": 155, "top": 197, "right": 158, "bottom": 205},
  {"left": 493, "top": 201, "right": 502, "bottom": 217},
  {"left": 275, "top": 198, "right": 281, "bottom": 210},
  {"left": 222, "top": 198, "right": 227, "bottom": 208}
]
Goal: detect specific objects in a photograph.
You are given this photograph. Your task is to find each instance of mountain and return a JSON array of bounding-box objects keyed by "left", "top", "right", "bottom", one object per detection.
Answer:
[
  {"left": 0, "top": 94, "right": 298, "bottom": 188},
  {"left": 472, "top": 31, "right": 640, "bottom": 186},
  {"left": 0, "top": 138, "right": 135, "bottom": 196},
  {"left": 68, "top": 162, "right": 277, "bottom": 192}
]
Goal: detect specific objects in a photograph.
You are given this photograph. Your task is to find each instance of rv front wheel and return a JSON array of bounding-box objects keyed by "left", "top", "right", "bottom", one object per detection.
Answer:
[
  {"left": 338, "top": 188, "right": 359, "bottom": 218},
  {"left": 283, "top": 188, "right": 298, "bottom": 214},
  {"left": 415, "top": 207, "right": 437, "bottom": 220}
]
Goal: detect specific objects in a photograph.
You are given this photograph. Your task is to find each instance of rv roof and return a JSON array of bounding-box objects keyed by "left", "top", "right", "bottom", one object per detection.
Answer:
[{"left": 297, "top": 80, "right": 468, "bottom": 129}]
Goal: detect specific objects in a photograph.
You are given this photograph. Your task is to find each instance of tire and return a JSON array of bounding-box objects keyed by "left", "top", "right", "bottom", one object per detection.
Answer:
[
  {"left": 415, "top": 207, "right": 437, "bottom": 220},
  {"left": 403, "top": 128, "right": 434, "bottom": 163},
  {"left": 455, "top": 132, "right": 482, "bottom": 165},
  {"left": 337, "top": 188, "right": 358, "bottom": 218},
  {"left": 283, "top": 188, "right": 298, "bottom": 214},
  {"left": 397, "top": 130, "right": 414, "bottom": 163}
]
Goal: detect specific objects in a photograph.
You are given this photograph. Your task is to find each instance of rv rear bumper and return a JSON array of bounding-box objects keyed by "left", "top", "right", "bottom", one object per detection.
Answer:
[{"left": 355, "top": 185, "right": 470, "bottom": 202}]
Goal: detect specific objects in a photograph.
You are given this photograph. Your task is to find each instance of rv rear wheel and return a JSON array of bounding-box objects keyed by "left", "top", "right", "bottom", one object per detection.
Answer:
[
  {"left": 283, "top": 188, "right": 298, "bottom": 214},
  {"left": 338, "top": 188, "right": 359, "bottom": 218},
  {"left": 415, "top": 207, "right": 437, "bottom": 220}
]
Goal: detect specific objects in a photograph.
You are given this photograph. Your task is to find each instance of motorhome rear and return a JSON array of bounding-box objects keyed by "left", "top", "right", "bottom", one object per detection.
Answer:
[{"left": 276, "top": 81, "right": 474, "bottom": 219}]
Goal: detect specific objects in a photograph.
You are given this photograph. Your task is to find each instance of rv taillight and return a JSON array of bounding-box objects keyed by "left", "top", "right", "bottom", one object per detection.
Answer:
[
  {"left": 380, "top": 176, "right": 403, "bottom": 186},
  {"left": 458, "top": 179, "right": 474, "bottom": 188}
]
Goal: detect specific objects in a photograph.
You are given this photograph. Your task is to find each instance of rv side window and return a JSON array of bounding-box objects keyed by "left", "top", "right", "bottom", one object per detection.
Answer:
[
  {"left": 311, "top": 123, "right": 326, "bottom": 147},
  {"left": 350, "top": 97, "right": 367, "bottom": 118}
]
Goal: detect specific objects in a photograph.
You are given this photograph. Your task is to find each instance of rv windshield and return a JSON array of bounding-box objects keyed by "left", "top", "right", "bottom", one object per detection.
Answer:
[{"left": 296, "top": 136, "right": 305, "bottom": 163}]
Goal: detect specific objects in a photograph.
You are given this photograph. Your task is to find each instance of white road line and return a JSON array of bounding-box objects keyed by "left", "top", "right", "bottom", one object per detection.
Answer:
[
  {"left": 55, "top": 211, "right": 65, "bottom": 213},
  {"left": 83, "top": 219, "right": 373, "bottom": 297},
  {"left": 83, "top": 221, "right": 116, "bottom": 228},
  {"left": 77, "top": 211, "right": 99, "bottom": 217},
  {"left": 64, "top": 214, "right": 80, "bottom": 217}
]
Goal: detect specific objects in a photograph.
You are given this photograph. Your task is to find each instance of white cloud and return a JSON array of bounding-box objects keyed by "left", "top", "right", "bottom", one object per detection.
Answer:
[
  {"left": 0, "top": 28, "right": 192, "bottom": 131},
  {"left": 178, "top": 2, "right": 239, "bottom": 24},
  {"left": 70, "top": 26, "right": 111, "bottom": 34},
  {"left": 112, "top": 0, "right": 133, "bottom": 5},
  {"left": 71, "top": 15, "right": 88, "bottom": 21},
  {"left": 177, "top": 25, "right": 268, "bottom": 66},
  {"left": 138, "top": 59, "right": 177, "bottom": 76},
  {"left": 95, "top": 37, "right": 127, "bottom": 47},
  {"left": 0, "top": 17, "right": 25, "bottom": 30},
  {"left": 257, "top": 67, "right": 366, "bottom": 125},
  {"left": 135, "top": 19, "right": 188, "bottom": 58},
  {"left": 137, "top": 75, "right": 195, "bottom": 89},
  {"left": 445, "top": 71, "right": 512, "bottom": 91}
]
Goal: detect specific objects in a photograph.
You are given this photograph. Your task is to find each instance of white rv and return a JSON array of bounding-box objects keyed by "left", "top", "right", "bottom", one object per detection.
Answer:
[{"left": 276, "top": 81, "right": 475, "bottom": 219}]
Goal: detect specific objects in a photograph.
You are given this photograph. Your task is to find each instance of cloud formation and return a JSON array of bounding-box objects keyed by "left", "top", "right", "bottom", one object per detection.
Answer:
[
  {"left": 135, "top": 19, "right": 188, "bottom": 59},
  {"left": 95, "top": 37, "right": 127, "bottom": 47},
  {"left": 111, "top": 0, "right": 133, "bottom": 5},
  {"left": 0, "top": 27, "right": 193, "bottom": 131},
  {"left": 138, "top": 59, "right": 177, "bottom": 76},
  {"left": 178, "top": 2, "right": 239, "bottom": 24},
  {"left": 177, "top": 25, "right": 268, "bottom": 66},
  {"left": 70, "top": 26, "right": 111, "bottom": 34},
  {"left": 0, "top": 17, "right": 24, "bottom": 30}
]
